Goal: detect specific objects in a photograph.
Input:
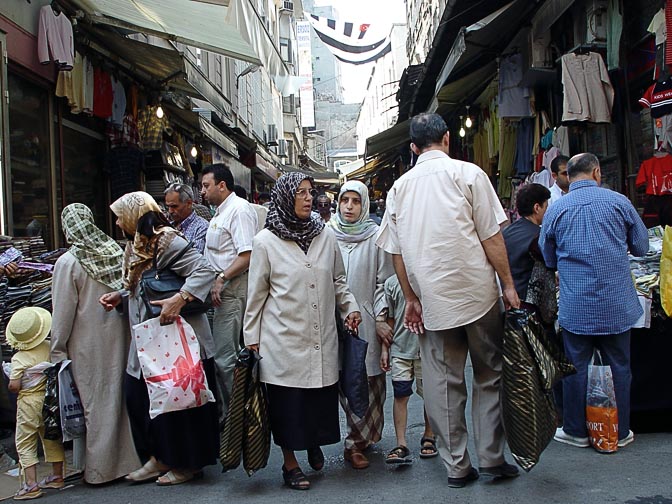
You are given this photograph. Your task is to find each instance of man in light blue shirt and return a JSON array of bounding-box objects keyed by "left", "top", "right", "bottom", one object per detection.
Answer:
[{"left": 540, "top": 152, "right": 649, "bottom": 450}]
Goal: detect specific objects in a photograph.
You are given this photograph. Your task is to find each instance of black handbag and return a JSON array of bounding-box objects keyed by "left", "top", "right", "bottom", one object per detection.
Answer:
[
  {"left": 339, "top": 327, "right": 369, "bottom": 418},
  {"left": 139, "top": 241, "right": 211, "bottom": 319}
]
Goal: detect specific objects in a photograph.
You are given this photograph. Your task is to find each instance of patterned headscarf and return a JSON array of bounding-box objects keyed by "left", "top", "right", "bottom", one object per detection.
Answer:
[
  {"left": 110, "top": 192, "right": 177, "bottom": 292},
  {"left": 61, "top": 203, "right": 124, "bottom": 290},
  {"left": 265, "top": 172, "right": 325, "bottom": 254},
  {"left": 328, "top": 180, "right": 379, "bottom": 243}
]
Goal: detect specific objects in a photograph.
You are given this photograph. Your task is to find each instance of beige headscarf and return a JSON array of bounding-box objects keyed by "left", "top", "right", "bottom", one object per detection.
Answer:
[{"left": 110, "top": 192, "right": 176, "bottom": 292}]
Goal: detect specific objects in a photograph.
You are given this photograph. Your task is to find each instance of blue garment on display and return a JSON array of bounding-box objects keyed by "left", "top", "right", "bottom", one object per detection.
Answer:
[{"left": 513, "top": 118, "right": 534, "bottom": 176}]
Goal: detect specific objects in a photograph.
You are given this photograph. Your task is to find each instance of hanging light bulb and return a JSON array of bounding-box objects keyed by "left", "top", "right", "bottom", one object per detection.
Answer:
[
  {"left": 156, "top": 105, "right": 164, "bottom": 119},
  {"left": 190, "top": 145, "right": 198, "bottom": 158},
  {"left": 465, "top": 105, "right": 472, "bottom": 128},
  {"left": 459, "top": 126, "right": 466, "bottom": 138}
]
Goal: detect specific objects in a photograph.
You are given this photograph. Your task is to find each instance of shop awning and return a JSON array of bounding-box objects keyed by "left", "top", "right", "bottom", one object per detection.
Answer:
[
  {"left": 433, "top": 0, "right": 532, "bottom": 96},
  {"left": 85, "top": 29, "right": 230, "bottom": 117},
  {"left": 71, "top": 0, "right": 260, "bottom": 64},
  {"left": 163, "top": 103, "right": 238, "bottom": 157},
  {"left": 435, "top": 61, "right": 498, "bottom": 113}
]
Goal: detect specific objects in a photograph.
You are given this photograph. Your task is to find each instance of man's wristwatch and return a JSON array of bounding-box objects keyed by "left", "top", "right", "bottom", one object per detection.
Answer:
[
  {"left": 178, "top": 291, "right": 190, "bottom": 302},
  {"left": 376, "top": 308, "right": 389, "bottom": 322},
  {"left": 218, "top": 272, "right": 227, "bottom": 281}
]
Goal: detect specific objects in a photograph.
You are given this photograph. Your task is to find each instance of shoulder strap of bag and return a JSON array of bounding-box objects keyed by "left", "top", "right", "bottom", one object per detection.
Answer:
[{"left": 152, "top": 239, "right": 194, "bottom": 273}]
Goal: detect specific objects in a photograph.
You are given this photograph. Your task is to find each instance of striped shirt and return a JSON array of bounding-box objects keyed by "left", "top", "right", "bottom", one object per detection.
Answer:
[{"left": 539, "top": 180, "right": 649, "bottom": 335}]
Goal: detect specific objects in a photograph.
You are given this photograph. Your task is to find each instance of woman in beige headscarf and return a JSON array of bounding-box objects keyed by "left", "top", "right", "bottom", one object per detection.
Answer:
[
  {"left": 51, "top": 203, "right": 140, "bottom": 484},
  {"left": 99, "top": 192, "right": 218, "bottom": 486}
]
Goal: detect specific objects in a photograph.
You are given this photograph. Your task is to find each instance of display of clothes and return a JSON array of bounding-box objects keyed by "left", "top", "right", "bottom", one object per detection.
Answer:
[
  {"left": 561, "top": 52, "right": 614, "bottom": 123},
  {"left": 513, "top": 118, "right": 535, "bottom": 177},
  {"left": 55, "top": 51, "right": 94, "bottom": 115},
  {"left": 552, "top": 126, "right": 570, "bottom": 156},
  {"left": 93, "top": 68, "right": 114, "bottom": 119},
  {"left": 106, "top": 114, "right": 140, "bottom": 148},
  {"left": 138, "top": 105, "right": 171, "bottom": 151},
  {"left": 639, "top": 79, "right": 672, "bottom": 118},
  {"left": 636, "top": 154, "right": 672, "bottom": 196},
  {"left": 103, "top": 146, "right": 144, "bottom": 201},
  {"left": 497, "top": 121, "right": 518, "bottom": 198},
  {"left": 111, "top": 76, "right": 127, "bottom": 126},
  {"left": 498, "top": 53, "right": 533, "bottom": 118},
  {"left": 37, "top": 4, "right": 74, "bottom": 70}
]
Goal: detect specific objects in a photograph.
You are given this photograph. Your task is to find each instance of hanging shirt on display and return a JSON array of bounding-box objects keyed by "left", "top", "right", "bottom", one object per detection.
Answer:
[
  {"left": 648, "top": 9, "right": 666, "bottom": 46},
  {"left": 561, "top": 52, "right": 614, "bottom": 123},
  {"left": 498, "top": 54, "right": 532, "bottom": 118},
  {"left": 93, "top": 68, "right": 114, "bottom": 119},
  {"left": 553, "top": 126, "right": 570, "bottom": 156},
  {"left": 37, "top": 5, "right": 74, "bottom": 70},
  {"left": 138, "top": 105, "right": 170, "bottom": 151},
  {"left": 654, "top": 114, "right": 672, "bottom": 150},
  {"left": 110, "top": 77, "right": 127, "bottom": 126},
  {"left": 639, "top": 79, "right": 672, "bottom": 118},
  {"left": 636, "top": 155, "right": 672, "bottom": 196}
]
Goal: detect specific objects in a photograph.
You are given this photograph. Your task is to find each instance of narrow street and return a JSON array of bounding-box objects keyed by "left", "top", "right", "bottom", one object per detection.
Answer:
[{"left": 44, "top": 373, "right": 672, "bottom": 504}]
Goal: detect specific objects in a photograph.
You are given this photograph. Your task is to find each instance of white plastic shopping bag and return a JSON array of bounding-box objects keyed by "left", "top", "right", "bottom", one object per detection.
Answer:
[
  {"left": 132, "top": 316, "right": 215, "bottom": 419},
  {"left": 58, "top": 360, "right": 86, "bottom": 441}
]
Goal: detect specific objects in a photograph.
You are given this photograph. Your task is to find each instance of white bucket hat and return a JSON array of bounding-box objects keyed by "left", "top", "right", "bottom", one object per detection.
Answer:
[{"left": 5, "top": 307, "right": 52, "bottom": 351}]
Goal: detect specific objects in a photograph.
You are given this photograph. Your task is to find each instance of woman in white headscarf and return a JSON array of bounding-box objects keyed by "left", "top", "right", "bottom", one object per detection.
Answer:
[
  {"left": 328, "top": 180, "right": 393, "bottom": 469},
  {"left": 50, "top": 203, "right": 140, "bottom": 484}
]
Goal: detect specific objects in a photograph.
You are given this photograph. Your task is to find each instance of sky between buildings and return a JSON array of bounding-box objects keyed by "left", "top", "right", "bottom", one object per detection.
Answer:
[{"left": 315, "top": 0, "right": 406, "bottom": 103}]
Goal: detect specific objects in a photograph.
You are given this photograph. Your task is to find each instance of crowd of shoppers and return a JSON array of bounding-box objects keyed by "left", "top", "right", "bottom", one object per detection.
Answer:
[{"left": 1, "top": 111, "right": 651, "bottom": 499}]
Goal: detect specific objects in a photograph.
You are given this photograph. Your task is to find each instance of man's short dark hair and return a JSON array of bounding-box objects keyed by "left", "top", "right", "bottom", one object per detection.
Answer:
[
  {"left": 233, "top": 184, "right": 248, "bottom": 200},
  {"left": 567, "top": 153, "right": 599, "bottom": 178},
  {"left": 550, "top": 155, "right": 570, "bottom": 175},
  {"left": 409, "top": 113, "right": 448, "bottom": 151},
  {"left": 202, "top": 163, "right": 234, "bottom": 191},
  {"left": 516, "top": 183, "right": 551, "bottom": 217},
  {"left": 259, "top": 192, "right": 271, "bottom": 202}
]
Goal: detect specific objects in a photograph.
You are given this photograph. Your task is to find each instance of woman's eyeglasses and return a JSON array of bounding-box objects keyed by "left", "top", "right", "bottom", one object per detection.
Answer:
[{"left": 295, "top": 188, "right": 318, "bottom": 199}]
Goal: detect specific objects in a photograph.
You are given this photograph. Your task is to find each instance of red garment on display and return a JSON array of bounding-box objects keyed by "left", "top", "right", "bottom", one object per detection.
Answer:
[
  {"left": 639, "top": 79, "right": 672, "bottom": 118},
  {"left": 636, "top": 154, "right": 672, "bottom": 195},
  {"left": 93, "top": 68, "right": 114, "bottom": 119}
]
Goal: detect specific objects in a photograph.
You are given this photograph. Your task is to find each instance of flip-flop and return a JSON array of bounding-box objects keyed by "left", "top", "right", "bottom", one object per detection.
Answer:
[
  {"left": 38, "top": 475, "right": 65, "bottom": 489},
  {"left": 156, "top": 469, "right": 203, "bottom": 486},
  {"left": 420, "top": 436, "right": 439, "bottom": 458},
  {"left": 14, "top": 482, "right": 43, "bottom": 500},
  {"left": 385, "top": 445, "right": 413, "bottom": 465}
]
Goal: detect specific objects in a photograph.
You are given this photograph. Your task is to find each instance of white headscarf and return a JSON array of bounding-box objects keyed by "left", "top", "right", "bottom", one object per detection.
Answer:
[{"left": 328, "top": 180, "right": 379, "bottom": 243}]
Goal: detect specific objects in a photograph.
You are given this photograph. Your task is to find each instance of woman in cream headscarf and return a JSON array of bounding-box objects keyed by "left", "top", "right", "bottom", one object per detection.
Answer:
[
  {"left": 329, "top": 180, "right": 393, "bottom": 469},
  {"left": 51, "top": 203, "right": 140, "bottom": 484},
  {"left": 98, "top": 192, "right": 218, "bottom": 486}
]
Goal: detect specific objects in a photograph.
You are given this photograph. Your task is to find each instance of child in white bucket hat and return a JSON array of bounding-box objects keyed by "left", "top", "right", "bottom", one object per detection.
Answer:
[{"left": 6, "top": 307, "right": 65, "bottom": 500}]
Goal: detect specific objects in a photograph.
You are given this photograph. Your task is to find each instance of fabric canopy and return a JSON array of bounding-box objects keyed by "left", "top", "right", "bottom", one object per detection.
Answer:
[{"left": 72, "top": 0, "right": 261, "bottom": 66}]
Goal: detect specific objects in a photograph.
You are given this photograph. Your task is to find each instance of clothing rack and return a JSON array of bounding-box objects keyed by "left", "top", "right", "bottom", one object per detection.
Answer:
[{"left": 555, "top": 42, "right": 607, "bottom": 63}]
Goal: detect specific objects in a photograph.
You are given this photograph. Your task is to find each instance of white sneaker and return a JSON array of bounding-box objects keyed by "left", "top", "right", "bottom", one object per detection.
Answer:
[
  {"left": 553, "top": 427, "right": 590, "bottom": 447},
  {"left": 618, "top": 430, "right": 634, "bottom": 448}
]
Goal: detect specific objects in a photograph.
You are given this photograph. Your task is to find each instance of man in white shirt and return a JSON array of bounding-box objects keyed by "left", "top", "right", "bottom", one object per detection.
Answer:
[
  {"left": 549, "top": 155, "right": 570, "bottom": 205},
  {"left": 201, "top": 164, "right": 258, "bottom": 419},
  {"left": 376, "top": 113, "right": 520, "bottom": 488}
]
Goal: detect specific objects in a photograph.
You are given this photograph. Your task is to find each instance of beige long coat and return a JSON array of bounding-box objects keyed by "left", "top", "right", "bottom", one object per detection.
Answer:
[
  {"left": 50, "top": 252, "right": 140, "bottom": 484},
  {"left": 336, "top": 235, "right": 393, "bottom": 376},
  {"left": 243, "top": 228, "right": 359, "bottom": 389}
]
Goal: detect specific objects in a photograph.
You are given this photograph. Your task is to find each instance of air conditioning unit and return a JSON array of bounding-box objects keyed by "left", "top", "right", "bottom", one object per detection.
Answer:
[
  {"left": 278, "top": 139, "right": 288, "bottom": 157},
  {"left": 267, "top": 124, "right": 279, "bottom": 146},
  {"left": 585, "top": 0, "right": 607, "bottom": 43},
  {"left": 280, "top": 1, "right": 294, "bottom": 12}
]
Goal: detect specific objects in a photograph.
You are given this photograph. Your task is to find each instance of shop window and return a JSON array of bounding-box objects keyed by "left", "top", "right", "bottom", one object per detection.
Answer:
[
  {"left": 56, "top": 116, "right": 107, "bottom": 246},
  {"left": 7, "top": 73, "right": 52, "bottom": 245}
]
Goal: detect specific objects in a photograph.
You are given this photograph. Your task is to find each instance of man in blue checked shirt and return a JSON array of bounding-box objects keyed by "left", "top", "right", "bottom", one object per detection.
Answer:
[
  {"left": 540, "top": 152, "right": 649, "bottom": 450},
  {"left": 164, "top": 183, "right": 209, "bottom": 254}
]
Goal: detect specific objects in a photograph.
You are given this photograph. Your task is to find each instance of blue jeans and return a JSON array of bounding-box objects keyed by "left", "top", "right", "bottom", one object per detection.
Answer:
[{"left": 562, "top": 329, "right": 631, "bottom": 439}]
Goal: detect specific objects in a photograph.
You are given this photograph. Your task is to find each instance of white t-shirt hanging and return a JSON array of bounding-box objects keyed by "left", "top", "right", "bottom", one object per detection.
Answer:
[{"left": 648, "top": 9, "right": 666, "bottom": 46}]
